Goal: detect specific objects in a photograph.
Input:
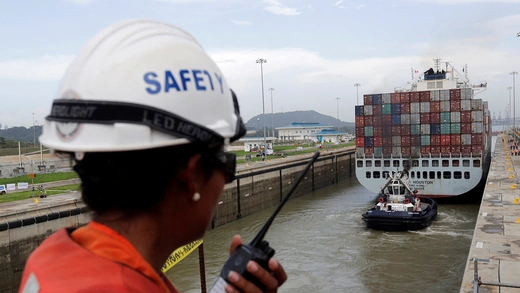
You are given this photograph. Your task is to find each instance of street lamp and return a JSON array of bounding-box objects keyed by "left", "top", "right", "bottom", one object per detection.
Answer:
[
  {"left": 336, "top": 97, "right": 340, "bottom": 131},
  {"left": 511, "top": 72, "right": 518, "bottom": 131},
  {"left": 354, "top": 83, "right": 361, "bottom": 105},
  {"left": 32, "top": 113, "right": 35, "bottom": 147},
  {"left": 508, "top": 86, "right": 512, "bottom": 129},
  {"left": 268, "top": 88, "right": 274, "bottom": 138},
  {"left": 256, "top": 58, "right": 267, "bottom": 149}
]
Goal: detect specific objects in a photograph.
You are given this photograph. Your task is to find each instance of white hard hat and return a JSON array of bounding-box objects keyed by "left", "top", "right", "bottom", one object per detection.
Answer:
[{"left": 40, "top": 19, "right": 246, "bottom": 153}]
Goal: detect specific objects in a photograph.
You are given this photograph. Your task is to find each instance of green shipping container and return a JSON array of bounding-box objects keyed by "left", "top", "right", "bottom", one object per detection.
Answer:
[
  {"left": 411, "top": 124, "right": 421, "bottom": 135},
  {"left": 440, "top": 112, "right": 451, "bottom": 123},
  {"left": 382, "top": 104, "right": 392, "bottom": 115},
  {"left": 421, "top": 135, "right": 431, "bottom": 146},
  {"left": 440, "top": 123, "right": 451, "bottom": 134},
  {"left": 451, "top": 123, "right": 461, "bottom": 134},
  {"left": 374, "top": 147, "right": 383, "bottom": 157},
  {"left": 364, "top": 126, "right": 374, "bottom": 136}
]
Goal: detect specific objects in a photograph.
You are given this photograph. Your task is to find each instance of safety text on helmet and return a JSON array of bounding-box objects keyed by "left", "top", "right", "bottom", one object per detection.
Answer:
[{"left": 144, "top": 70, "right": 224, "bottom": 94}]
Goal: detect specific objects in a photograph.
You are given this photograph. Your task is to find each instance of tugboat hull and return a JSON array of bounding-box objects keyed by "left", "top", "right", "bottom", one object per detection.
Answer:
[{"left": 362, "top": 197, "right": 438, "bottom": 231}]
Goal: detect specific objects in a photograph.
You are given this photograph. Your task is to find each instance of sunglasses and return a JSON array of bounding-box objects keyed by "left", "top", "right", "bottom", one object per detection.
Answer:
[{"left": 209, "top": 151, "right": 236, "bottom": 183}]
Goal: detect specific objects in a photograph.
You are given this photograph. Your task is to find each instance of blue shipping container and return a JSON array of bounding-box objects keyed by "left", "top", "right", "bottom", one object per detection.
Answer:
[
  {"left": 372, "top": 95, "right": 383, "bottom": 104},
  {"left": 430, "top": 124, "right": 441, "bottom": 135},
  {"left": 355, "top": 106, "right": 364, "bottom": 116},
  {"left": 391, "top": 104, "right": 401, "bottom": 114},
  {"left": 392, "top": 115, "right": 401, "bottom": 124},
  {"left": 364, "top": 137, "right": 374, "bottom": 147}
]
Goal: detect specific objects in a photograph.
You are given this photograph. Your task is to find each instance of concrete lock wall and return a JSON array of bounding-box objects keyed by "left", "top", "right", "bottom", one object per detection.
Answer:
[{"left": 0, "top": 150, "right": 354, "bottom": 292}]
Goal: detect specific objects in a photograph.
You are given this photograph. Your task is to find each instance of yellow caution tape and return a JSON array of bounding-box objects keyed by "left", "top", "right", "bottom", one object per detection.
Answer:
[{"left": 161, "top": 239, "right": 203, "bottom": 273}]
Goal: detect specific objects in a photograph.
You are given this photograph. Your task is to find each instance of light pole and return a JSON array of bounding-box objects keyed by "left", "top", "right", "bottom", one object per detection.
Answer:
[
  {"left": 268, "top": 88, "right": 275, "bottom": 139},
  {"left": 511, "top": 71, "right": 518, "bottom": 132},
  {"left": 354, "top": 83, "right": 361, "bottom": 104},
  {"left": 32, "top": 113, "right": 35, "bottom": 147},
  {"left": 508, "top": 86, "right": 512, "bottom": 129},
  {"left": 336, "top": 97, "right": 340, "bottom": 131},
  {"left": 256, "top": 58, "right": 267, "bottom": 149}
]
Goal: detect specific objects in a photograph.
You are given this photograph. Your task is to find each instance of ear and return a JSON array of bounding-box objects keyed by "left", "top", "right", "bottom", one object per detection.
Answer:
[{"left": 184, "top": 154, "right": 202, "bottom": 196}]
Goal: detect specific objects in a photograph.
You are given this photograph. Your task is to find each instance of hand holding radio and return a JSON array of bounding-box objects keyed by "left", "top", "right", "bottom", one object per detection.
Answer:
[{"left": 223, "top": 235, "right": 287, "bottom": 293}]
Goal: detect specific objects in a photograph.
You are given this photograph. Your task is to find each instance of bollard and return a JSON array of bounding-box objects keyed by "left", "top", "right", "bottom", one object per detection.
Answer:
[
  {"left": 512, "top": 184, "right": 517, "bottom": 189},
  {"left": 514, "top": 198, "right": 519, "bottom": 204}
]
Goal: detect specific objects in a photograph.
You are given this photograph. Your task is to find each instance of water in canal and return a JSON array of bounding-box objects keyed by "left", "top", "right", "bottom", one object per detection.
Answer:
[{"left": 166, "top": 176, "right": 481, "bottom": 293}]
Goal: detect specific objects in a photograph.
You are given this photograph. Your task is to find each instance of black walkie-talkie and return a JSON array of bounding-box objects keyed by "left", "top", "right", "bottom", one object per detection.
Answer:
[{"left": 209, "top": 152, "right": 320, "bottom": 293}]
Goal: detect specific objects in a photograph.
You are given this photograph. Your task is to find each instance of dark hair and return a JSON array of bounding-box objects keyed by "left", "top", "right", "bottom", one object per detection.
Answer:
[{"left": 72, "top": 143, "right": 216, "bottom": 214}]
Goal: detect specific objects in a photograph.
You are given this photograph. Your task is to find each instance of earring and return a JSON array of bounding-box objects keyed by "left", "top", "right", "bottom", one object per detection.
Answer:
[{"left": 192, "top": 192, "right": 200, "bottom": 202}]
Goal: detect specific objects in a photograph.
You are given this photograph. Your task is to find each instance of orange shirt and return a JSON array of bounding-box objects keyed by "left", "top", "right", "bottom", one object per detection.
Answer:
[{"left": 19, "top": 222, "right": 179, "bottom": 293}]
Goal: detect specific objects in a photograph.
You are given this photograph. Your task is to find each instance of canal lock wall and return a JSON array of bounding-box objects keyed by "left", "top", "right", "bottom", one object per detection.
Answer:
[{"left": 0, "top": 149, "right": 355, "bottom": 292}]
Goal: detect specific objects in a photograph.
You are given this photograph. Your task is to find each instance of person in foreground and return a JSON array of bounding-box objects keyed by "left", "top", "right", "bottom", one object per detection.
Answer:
[{"left": 19, "top": 19, "right": 287, "bottom": 293}]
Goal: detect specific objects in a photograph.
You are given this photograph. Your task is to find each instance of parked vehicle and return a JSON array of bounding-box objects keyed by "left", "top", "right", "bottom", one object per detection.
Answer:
[{"left": 0, "top": 185, "right": 7, "bottom": 195}]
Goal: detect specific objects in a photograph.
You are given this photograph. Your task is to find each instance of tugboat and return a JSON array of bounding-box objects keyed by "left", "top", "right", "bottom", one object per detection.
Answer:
[{"left": 362, "top": 171, "right": 438, "bottom": 231}]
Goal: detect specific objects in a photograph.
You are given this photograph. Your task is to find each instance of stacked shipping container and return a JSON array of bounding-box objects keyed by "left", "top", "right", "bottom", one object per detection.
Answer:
[{"left": 355, "top": 88, "right": 490, "bottom": 159}]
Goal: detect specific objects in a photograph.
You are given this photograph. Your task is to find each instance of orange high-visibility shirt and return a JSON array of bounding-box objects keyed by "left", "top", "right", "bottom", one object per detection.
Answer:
[{"left": 19, "top": 221, "right": 179, "bottom": 293}]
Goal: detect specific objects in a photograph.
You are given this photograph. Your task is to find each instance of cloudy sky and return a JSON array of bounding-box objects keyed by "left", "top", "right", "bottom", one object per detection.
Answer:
[{"left": 1, "top": 0, "right": 519, "bottom": 128}]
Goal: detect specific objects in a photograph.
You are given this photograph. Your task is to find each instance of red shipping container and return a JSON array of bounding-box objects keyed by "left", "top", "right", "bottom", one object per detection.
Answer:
[
  {"left": 440, "top": 135, "right": 451, "bottom": 145},
  {"left": 460, "top": 111, "right": 472, "bottom": 123},
  {"left": 430, "top": 135, "right": 440, "bottom": 146},
  {"left": 355, "top": 116, "right": 365, "bottom": 127},
  {"left": 373, "top": 126, "right": 383, "bottom": 137},
  {"left": 356, "top": 127, "right": 364, "bottom": 137},
  {"left": 430, "top": 113, "right": 440, "bottom": 123},
  {"left": 401, "top": 136, "right": 411, "bottom": 146},
  {"left": 472, "top": 145, "right": 482, "bottom": 155},
  {"left": 419, "top": 91, "right": 430, "bottom": 102},
  {"left": 471, "top": 133, "right": 483, "bottom": 145},
  {"left": 451, "top": 134, "right": 461, "bottom": 145},
  {"left": 383, "top": 146, "right": 392, "bottom": 154},
  {"left": 391, "top": 93, "right": 400, "bottom": 103},
  {"left": 430, "top": 146, "right": 441, "bottom": 154},
  {"left": 411, "top": 135, "right": 421, "bottom": 146},
  {"left": 364, "top": 147, "right": 374, "bottom": 155},
  {"left": 382, "top": 137, "right": 392, "bottom": 146},
  {"left": 450, "top": 89, "right": 461, "bottom": 100},
  {"left": 401, "top": 146, "right": 411, "bottom": 157},
  {"left": 430, "top": 101, "right": 440, "bottom": 112},
  {"left": 400, "top": 125, "right": 411, "bottom": 136},
  {"left": 400, "top": 92, "right": 410, "bottom": 103},
  {"left": 450, "top": 100, "right": 461, "bottom": 112},
  {"left": 373, "top": 105, "right": 382, "bottom": 115},
  {"left": 364, "top": 95, "right": 373, "bottom": 105},
  {"left": 450, "top": 145, "right": 461, "bottom": 155},
  {"left": 374, "top": 137, "right": 383, "bottom": 147},
  {"left": 392, "top": 126, "right": 401, "bottom": 136},
  {"left": 421, "top": 146, "right": 431, "bottom": 155},
  {"left": 420, "top": 113, "right": 431, "bottom": 124},
  {"left": 400, "top": 103, "right": 410, "bottom": 114},
  {"left": 410, "top": 92, "right": 420, "bottom": 103},
  {"left": 461, "top": 123, "right": 472, "bottom": 134},
  {"left": 373, "top": 115, "right": 382, "bottom": 126},
  {"left": 356, "top": 137, "right": 365, "bottom": 147},
  {"left": 440, "top": 146, "right": 451, "bottom": 155},
  {"left": 364, "top": 116, "right": 373, "bottom": 126},
  {"left": 382, "top": 126, "right": 392, "bottom": 137},
  {"left": 461, "top": 145, "right": 472, "bottom": 155},
  {"left": 382, "top": 115, "right": 392, "bottom": 125}
]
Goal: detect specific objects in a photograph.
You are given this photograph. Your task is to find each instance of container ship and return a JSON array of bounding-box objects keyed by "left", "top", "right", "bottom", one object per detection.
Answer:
[{"left": 355, "top": 59, "right": 491, "bottom": 198}]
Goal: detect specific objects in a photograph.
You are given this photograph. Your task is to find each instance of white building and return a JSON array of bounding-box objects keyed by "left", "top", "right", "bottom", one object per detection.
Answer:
[
  {"left": 315, "top": 129, "right": 347, "bottom": 143},
  {"left": 238, "top": 137, "right": 275, "bottom": 152},
  {"left": 276, "top": 122, "right": 333, "bottom": 142}
]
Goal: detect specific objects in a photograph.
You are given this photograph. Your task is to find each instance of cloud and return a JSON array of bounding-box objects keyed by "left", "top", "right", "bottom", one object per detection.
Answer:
[
  {"left": 412, "top": 0, "right": 520, "bottom": 3},
  {"left": 263, "top": 0, "right": 301, "bottom": 16},
  {"left": 0, "top": 55, "right": 74, "bottom": 81},
  {"left": 232, "top": 20, "right": 252, "bottom": 26},
  {"left": 62, "top": 0, "right": 97, "bottom": 4},
  {"left": 356, "top": 4, "right": 365, "bottom": 9},
  {"left": 207, "top": 40, "right": 519, "bottom": 122}
]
